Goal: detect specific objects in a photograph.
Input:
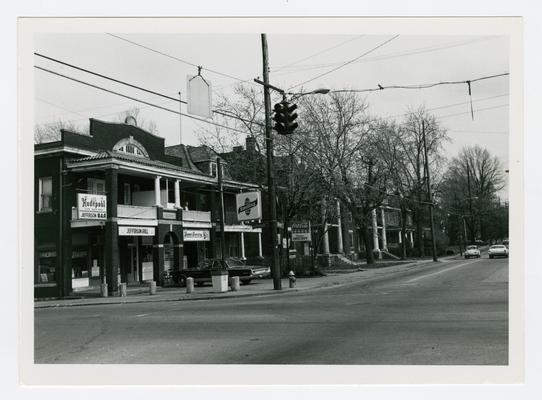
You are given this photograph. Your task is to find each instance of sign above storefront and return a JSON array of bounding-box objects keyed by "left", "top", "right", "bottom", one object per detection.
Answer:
[
  {"left": 292, "top": 221, "right": 311, "bottom": 242},
  {"left": 77, "top": 193, "right": 107, "bottom": 220},
  {"left": 119, "top": 226, "right": 156, "bottom": 236},
  {"left": 183, "top": 229, "right": 210, "bottom": 241},
  {"left": 236, "top": 191, "right": 262, "bottom": 222}
]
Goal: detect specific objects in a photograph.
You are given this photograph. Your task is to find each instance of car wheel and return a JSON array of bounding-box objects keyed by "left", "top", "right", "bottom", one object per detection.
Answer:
[
  {"left": 241, "top": 279, "right": 252, "bottom": 285},
  {"left": 464, "top": 256, "right": 468, "bottom": 259},
  {"left": 489, "top": 255, "right": 493, "bottom": 259}
]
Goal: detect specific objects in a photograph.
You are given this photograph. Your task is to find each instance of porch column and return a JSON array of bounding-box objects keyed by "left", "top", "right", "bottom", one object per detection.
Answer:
[
  {"left": 257, "top": 231, "right": 263, "bottom": 257},
  {"left": 240, "top": 232, "right": 246, "bottom": 259},
  {"left": 381, "top": 208, "right": 388, "bottom": 251},
  {"left": 174, "top": 179, "right": 181, "bottom": 208},
  {"left": 321, "top": 200, "right": 330, "bottom": 255},
  {"left": 398, "top": 230, "right": 402, "bottom": 243},
  {"left": 154, "top": 175, "right": 161, "bottom": 207},
  {"left": 409, "top": 231, "right": 414, "bottom": 246},
  {"left": 372, "top": 208, "right": 379, "bottom": 251},
  {"left": 105, "top": 167, "right": 120, "bottom": 295},
  {"left": 336, "top": 200, "right": 344, "bottom": 254}
]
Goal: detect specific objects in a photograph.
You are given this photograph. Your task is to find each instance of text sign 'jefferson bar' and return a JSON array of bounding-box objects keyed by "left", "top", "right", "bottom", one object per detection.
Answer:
[{"left": 77, "top": 193, "right": 107, "bottom": 220}]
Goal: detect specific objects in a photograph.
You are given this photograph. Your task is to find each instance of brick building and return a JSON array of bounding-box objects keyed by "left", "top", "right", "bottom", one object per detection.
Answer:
[{"left": 34, "top": 118, "right": 262, "bottom": 299}]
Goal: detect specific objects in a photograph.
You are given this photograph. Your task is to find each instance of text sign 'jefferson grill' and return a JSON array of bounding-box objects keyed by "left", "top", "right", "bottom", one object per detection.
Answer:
[
  {"left": 77, "top": 193, "right": 107, "bottom": 220},
  {"left": 235, "top": 191, "right": 262, "bottom": 222}
]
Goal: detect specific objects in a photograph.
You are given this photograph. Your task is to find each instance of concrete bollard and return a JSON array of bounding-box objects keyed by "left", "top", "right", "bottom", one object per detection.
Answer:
[
  {"left": 149, "top": 281, "right": 157, "bottom": 295},
  {"left": 230, "top": 276, "right": 240, "bottom": 291},
  {"left": 186, "top": 277, "right": 194, "bottom": 294},
  {"left": 100, "top": 283, "right": 108, "bottom": 297},
  {"left": 119, "top": 282, "right": 127, "bottom": 297}
]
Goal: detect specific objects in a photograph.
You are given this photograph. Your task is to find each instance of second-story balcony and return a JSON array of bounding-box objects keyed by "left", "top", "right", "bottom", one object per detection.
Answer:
[
  {"left": 117, "top": 204, "right": 157, "bottom": 220},
  {"left": 182, "top": 209, "right": 212, "bottom": 228}
]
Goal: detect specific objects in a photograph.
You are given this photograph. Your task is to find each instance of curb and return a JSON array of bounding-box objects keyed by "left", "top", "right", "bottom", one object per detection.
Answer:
[{"left": 34, "top": 258, "right": 448, "bottom": 309}]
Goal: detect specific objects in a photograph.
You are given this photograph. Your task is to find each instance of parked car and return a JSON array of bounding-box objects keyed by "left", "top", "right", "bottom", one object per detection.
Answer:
[
  {"left": 488, "top": 244, "right": 508, "bottom": 259},
  {"left": 172, "top": 258, "right": 271, "bottom": 286},
  {"left": 464, "top": 245, "right": 481, "bottom": 259}
]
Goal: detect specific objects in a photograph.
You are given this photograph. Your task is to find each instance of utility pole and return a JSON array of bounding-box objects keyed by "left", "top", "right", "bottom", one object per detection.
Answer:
[
  {"left": 261, "top": 34, "right": 281, "bottom": 290},
  {"left": 217, "top": 158, "right": 226, "bottom": 269},
  {"left": 178, "top": 91, "right": 183, "bottom": 144},
  {"left": 466, "top": 161, "right": 475, "bottom": 244},
  {"left": 422, "top": 120, "right": 438, "bottom": 262}
]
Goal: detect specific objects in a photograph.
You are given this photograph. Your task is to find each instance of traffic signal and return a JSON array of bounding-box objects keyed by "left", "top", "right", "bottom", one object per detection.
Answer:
[{"left": 273, "top": 100, "right": 298, "bottom": 135}]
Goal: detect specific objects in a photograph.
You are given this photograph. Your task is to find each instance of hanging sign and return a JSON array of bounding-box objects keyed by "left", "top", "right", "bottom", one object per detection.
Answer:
[
  {"left": 236, "top": 191, "right": 262, "bottom": 221},
  {"left": 183, "top": 229, "right": 210, "bottom": 241},
  {"left": 292, "top": 221, "right": 311, "bottom": 242},
  {"left": 187, "top": 73, "right": 212, "bottom": 119},
  {"left": 77, "top": 193, "right": 107, "bottom": 220},
  {"left": 119, "top": 226, "right": 155, "bottom": 236}
]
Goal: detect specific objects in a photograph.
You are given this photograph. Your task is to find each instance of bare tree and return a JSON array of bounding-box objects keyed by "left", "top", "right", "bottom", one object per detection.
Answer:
[
  {"left": 441, "top": 145, "right": 505, "bottom": 242},
  {"left": 396, "top": 107, "right": 449, "bottom": 257},
  {"left": 34, "top": 120, "right": 89, "bottom": 144},
  {"left": 297, "top": 92, "right": 390, "bottom": 265}
]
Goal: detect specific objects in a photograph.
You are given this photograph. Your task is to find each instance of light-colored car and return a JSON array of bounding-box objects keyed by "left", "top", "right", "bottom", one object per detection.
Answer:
[
  {"left": 488, "top": 244, "right": 508, "bottom": 259},
  {"left": 464, "top": 245, "right": 481, "bottom": 259}
]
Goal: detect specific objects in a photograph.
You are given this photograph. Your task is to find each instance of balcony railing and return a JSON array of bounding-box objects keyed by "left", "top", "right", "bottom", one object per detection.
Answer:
[
  {"left": 182, "top": 210, "right": 211, "bottom": 223},
  {"left": 117, "top": 205, "right": 156, "bottom": 219}
]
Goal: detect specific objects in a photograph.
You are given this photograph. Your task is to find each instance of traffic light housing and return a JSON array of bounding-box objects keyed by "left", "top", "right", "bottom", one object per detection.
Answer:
[{"left": 273, "top": 100, "right": 298, "bottom": 135}]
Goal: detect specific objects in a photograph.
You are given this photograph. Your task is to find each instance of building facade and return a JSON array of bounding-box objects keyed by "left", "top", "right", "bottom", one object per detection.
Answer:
[{"left": 34, "top": 118, "right": 262, "bottom": 299}]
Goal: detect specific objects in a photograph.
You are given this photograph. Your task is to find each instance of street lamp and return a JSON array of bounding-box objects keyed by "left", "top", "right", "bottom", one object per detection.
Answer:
[{"left": 288, "top": 88, "right": 330, "bottom": 101}]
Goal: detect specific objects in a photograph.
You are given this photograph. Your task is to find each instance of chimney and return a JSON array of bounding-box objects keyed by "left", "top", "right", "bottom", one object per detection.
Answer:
[{"left": 246, "top": 136, "right": 256, "bottom": 155}]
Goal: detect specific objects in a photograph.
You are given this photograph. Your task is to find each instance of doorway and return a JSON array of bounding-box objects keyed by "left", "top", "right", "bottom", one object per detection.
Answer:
[{"left": 127, "top": 239, "right": 139, "bottom": 283}]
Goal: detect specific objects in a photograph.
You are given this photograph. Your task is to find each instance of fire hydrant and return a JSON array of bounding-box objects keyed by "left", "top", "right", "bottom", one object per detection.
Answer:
[{"left": 288, "top": 270, "right": 296, "bottom": 288}]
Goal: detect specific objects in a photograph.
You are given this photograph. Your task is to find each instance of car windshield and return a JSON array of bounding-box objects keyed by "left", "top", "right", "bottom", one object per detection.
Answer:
[
  {"left": 466, "top": 246, "right": 477, "bottom": 250},
  {"left": 226, "top": 258, "right": 245, "bottom": 267}
]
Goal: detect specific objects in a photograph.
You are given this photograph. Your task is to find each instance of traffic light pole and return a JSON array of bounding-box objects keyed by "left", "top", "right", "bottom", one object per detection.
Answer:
[{"left": 261, "top": 34, "right": 282, "bottom": 290}]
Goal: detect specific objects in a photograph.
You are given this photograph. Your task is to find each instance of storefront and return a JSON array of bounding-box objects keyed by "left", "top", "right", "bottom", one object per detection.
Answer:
[{"left": 182, "top": 228, "right": 210, "bottom": 268}]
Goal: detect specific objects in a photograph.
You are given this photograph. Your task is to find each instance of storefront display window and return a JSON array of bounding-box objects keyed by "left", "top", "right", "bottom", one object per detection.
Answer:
[{"left": 38, "top": 248, "right": 56, "bottom": 284}]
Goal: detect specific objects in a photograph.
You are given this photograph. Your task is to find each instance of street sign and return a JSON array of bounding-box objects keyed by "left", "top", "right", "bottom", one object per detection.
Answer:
[{"left": 291, "top": 220, "right": 311, "bottom": 242}]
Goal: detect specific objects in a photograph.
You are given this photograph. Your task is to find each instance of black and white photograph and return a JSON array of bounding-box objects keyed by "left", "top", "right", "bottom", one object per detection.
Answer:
[{"left": 15, "top": 14, "right": 528, "bottom": 389}]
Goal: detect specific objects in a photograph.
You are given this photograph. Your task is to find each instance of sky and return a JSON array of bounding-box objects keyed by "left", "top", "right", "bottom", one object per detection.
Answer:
[{"left": 34, "top": 32, "right": 510, "bottom": 191}]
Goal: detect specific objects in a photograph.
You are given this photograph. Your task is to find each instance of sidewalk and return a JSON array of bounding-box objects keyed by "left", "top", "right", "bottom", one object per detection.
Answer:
[{"left": 34, "top": 256, "right": 459, "bottom": 309}]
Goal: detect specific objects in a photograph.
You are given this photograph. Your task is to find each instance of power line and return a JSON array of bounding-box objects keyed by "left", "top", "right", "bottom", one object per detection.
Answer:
[
  {"left": 35, "top": 65, "right": 249, "bottom": 135},
  {"left": 106, "top": 33, "right": 255, "bottom": 85},
  {"left": 332, "top": 72, "right": 509, "bottom": 94},
  {"left": 273, "top": 36, "right": 497, "bottom": 76},
  {"left": 380, "top": 93, "right": 509, "bottom": 120},
  {"left": 436, "top": 104, "right": 509, "bottom": 119},
  {"left": 288, "top": 35, "right": 401, "bottom": 90},
  {"left": 34, "top": 53, "right": 261, "bottom": 127},
  {"left": 272, "top": 35, "right": 365, "bottom": 72}
]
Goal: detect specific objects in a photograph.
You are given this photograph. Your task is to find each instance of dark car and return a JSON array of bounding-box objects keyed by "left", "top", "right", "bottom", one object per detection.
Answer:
[{"left": 171, "top": 258, "right": 270, "bottom": 286}]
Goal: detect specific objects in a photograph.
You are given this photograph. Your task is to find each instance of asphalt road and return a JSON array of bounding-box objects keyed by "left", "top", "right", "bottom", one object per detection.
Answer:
[{"left": 34, "top": 255, "right": 508, "bottom": 365}]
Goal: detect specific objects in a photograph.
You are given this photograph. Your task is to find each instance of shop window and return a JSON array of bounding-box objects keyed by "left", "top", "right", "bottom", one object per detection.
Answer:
[
  {"left": 38, "top": 177, "right": 52, "bottom": 212},
  {"left": 38, "top": 248, "right": 56, "bottom": 283}
]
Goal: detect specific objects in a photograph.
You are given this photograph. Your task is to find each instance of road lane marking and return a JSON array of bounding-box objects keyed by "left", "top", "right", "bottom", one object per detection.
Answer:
[{"left": 406, "top": 259, "right": 481, "bottom": 283}]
